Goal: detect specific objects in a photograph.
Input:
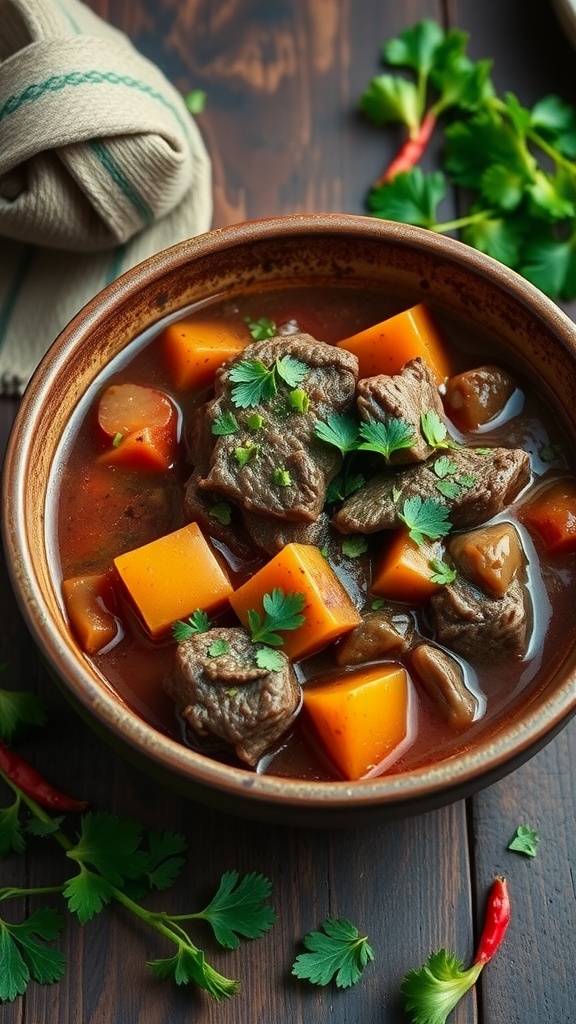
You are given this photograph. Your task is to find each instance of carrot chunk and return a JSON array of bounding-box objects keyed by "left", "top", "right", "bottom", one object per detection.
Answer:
[
  {"left": 113, "top": 522, "right": 233, "bottom": 638},
  {"left": 161, "top": 320, "right": 248, "bottom": 390},
  {"left": 520, "top": 478, "right": 576, "bottom": 555},
  {"left": 371, "top": 530, "right": 444, "bottom": 603},
  {"left": 336, "top": 303, "right": 452, "bottom": 384},
  {"left": 229, "top": 543, "right": 361, "bottom": 660},
  {"left": 303, "top": 663, "right": 410, "bottom": 780},
  {"left": 97, "top": 383, "right": 178, "bottom": 472},
  {"left": 61, "top": 573, "right": 120, "bottom": 654}
]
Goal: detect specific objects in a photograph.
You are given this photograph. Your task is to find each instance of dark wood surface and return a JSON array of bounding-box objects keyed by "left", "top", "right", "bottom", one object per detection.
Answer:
[{"left": 1, "top": 2, "right": 575, "bottom": 1021}]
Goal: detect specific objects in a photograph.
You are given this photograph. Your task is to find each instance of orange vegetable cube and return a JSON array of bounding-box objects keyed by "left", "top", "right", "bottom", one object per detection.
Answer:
[
  {"left": 99, "top": 425, "right": 177, "bottom": 472},
  {"left": 520, "top": 478, "right": 576, "bottom": 555},
  {"left": 336, "top": 303, "right": 452, "bottom": 384},
  {"left": 371, "top": 530, "right": 444, "bottom": 603},
  {"left": 113, "top": 522, "right": 233, "bottom": 638},
  {"left": 229, "top": 543, "right": 361, "bottom": 660},
  {"left": 161, "top": 320, "right": 248, "bottom": 390},
  {"left": 303, "top": 663, "right": 411, "bottom": 780},
  {"left": 61, "top": 573, "right": 120, "bottom": 654}
]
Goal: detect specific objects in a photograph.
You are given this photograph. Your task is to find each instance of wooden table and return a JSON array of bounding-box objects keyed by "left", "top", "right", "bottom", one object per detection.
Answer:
[{"left": 1, "top": 2, "right": 575, "bottom": 1021}]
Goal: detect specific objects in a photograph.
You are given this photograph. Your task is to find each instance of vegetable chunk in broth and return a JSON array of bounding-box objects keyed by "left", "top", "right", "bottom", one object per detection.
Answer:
[{"left": 50, "top": 283, "right": 576, "bottom": 782}]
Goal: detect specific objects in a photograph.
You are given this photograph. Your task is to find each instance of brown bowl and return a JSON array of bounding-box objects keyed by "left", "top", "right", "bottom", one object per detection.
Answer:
[{"left": 3, "top": 214, "right": 576, "bottom": 826}]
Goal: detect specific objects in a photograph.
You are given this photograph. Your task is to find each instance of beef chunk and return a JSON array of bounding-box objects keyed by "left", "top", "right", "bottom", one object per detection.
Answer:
[
  {"left": 164, "top": 627, "right": 301, "bottom": 766},
  {"left": 197, "top": 333, "right": 359, "bottom": 521},
  {"left": 356, "top": 358, "right": 449, "bottom": 464},
  {"left": 182, "top": 475, "right": 255, "bottom": 562},
  {"left": 443, "top": 364, "right": 517, "bottom": 431},
  {"left": 429, "top": 575, "right": 528, "bottom": 661},
  {"left": 241, "top": 508, "right": 330, "bottom": 557},
  {"left": 332, "top": 446, "right": 530, "bottom": 535},
  {"left": 408, "top": 643, "right": 478, "bottom": 729},
  {"left": 335, "top": 608, "right": 415, "bottom": 666}
]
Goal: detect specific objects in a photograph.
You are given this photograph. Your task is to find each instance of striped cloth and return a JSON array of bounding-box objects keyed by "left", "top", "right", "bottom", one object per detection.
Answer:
[{"left": 0, "top": 0, "right": 212, "bottom": 395}]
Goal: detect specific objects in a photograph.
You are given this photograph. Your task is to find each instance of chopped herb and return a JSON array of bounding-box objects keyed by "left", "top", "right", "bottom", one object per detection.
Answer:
[
  {"left": 474, "top": 447, "right": 492, "bottom": 455},
  {"left": 428, "top": 557, "right": 456, "bottom": 585},
  {"left": 243, "top": 316, "right": 276, "bottom": 340},
  {"left": 357, "top": 418, "right": 416, "bottom": 460},
  {"left": 234, "top": 442, "right": 260, "bottom": 466},
  {"left": 247, "top": 589, "right": 306, "bottom": 648},
  {"left": 341, "top": 536, "right": 369, "bottom": 558},
  {"left": 456, "top": 473, "right": 476, "bottom": 489},
  {"left": 292, "top": 917, "right": 375, "bottom": 988},
  {"left": 370, "top": 598, "right": 388, "bottom": 610},
  {"left": 507, "top": 824, "right": 540, "bottom": 857},
  {"left": 288, "top": 388, "right": 310, "bottom": 412},
  {"left": 538, "top": 442, "right": 563, "bottom": 463},
  {"left": 208, "top": 639, "right": 230, "bottom": 658},
  {"left": 212, "top": 411, "right": 239, "bottom": 436},
  {"left": 421, "top": 410, "right": 454, "bottom": 449},
  {"left": 254, "top": 647, "right": 286, "bottom": 672},
  {"left": 433, "top": 455, "right": 458, "bottom": 478},
  {"left": 435, "top": 479, "right": 462, "bottom": 499},
  {"left": 398, "top": 496, "right": 452, "bottom": 544},
  {"left": 172, "top": 610, "right": 211, "bottom": 641},
  {"left": 184, "top": 89, "right": 207, "bottom": 114},
  {"left": 314, "top": 413, "right": 360, "bottom": 455},
  {"left": 326, "top": 465, "right": 365, "bottom": 503},
  {"left": 273, "top": 468, "right": 292, "bottom": 487},
  {"left": 209, "top": 501, "right": 232, "bottom": 526},
  {"left": 112, "top": 432, "right": 123, "bottom": 448},
  {"left": 229, "top": 356, "right": 307, "bottom": 409},
  {"left": 246, "top": 412, "right": 264, "bottom": 430}
]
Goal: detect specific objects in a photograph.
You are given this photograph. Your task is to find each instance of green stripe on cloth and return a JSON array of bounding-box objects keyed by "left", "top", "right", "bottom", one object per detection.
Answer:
[
  {"left": 90, "top": 141, "right": 153, "bottom": 227},
  {"left": 104, "top": 244, "right": 127, "bottom": 286},
  {"left": 0, "top": 71, "right": 190, "bottom": 138},
  {"left": 0, "top": 246, "right": 35, "bottom": 355}
]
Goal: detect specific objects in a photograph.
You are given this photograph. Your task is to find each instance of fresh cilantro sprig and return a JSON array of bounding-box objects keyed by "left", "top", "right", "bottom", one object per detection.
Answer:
[
  {"left": 361, "top": 20, "right": 576, "bottom": 299},
  {"left": 292, "top": 917, "right": 375, "bottom": 988},
  {"left": 172, "top": 610, "right": 211, "bottom": 642},
  {"left": 314, "top": 413, "right": 360, "bottom": 455},
  {"left": 398, "top": 496, "right": 452, "bottom": 545},
  {"left": 244, "top": 316, "right": 276, "bottom": 340},
  {"left": 247, "top": 589, "right": 306, "bottom": 648},
  {"left": 229, "top": 356, "right": 308, "bottom": 409},
  {"left": 358, "top": 417, "right": 416, "bottom": 460},
  {"left": 507, "top": 824, "right": 539, "bottom": 857},
  {"left": 0, "top": 800, "right": 276, "bottom": 1003},
  {"left": 428, "top": 558, "right": 456, "bottom": 585},
  {"left": 401, "top": 948, "right": 483, "bottom": 1024},
  {"left": 420, "top": 411, "right": 455, "bottom": 451}
]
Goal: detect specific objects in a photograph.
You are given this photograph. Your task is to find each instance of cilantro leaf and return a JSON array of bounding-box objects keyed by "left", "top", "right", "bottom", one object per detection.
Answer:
[
  {"left": 0, "top": 797, "right": 25, "bottom": 857},
  {"left": 66, "top": 813, "right": 149, "bottom": 887},
  {"left": 0, "top": 909, "right": 65, "bottom": 1000},
  {"left": 520, "top": 231, "right": 576, "bottom": 301},
  {"left": 26, "top": 815, "right": 65, "bottom": 837},
  {"left": 433, "top": 456, "right": 458, "bottom": 478},
  {"left": 172, "top": 610, "right": 211, "bottom": 642},
  {"left": 360, "top": 75, "right": 421, "bottom": 133},
  {"left": 254, "top": 647, "right": 285, "bottom": 672},
  {"left": 63, "top": 867, "right": 114, "bottom": 923},
  {"left": 144, "top": 830, "right": 187, "bottom": 891},
  {"left": 244, "top": 316, "right": 276, "bottom": 340},
  {"left": 273, "top": 468, "right": 292, "bottom": 487},
  {"left": 292, "top": 917, "right": 375, "bottom": 989},
  {"left": 234, "top": 442, "right": 260, "bottom": 465},
  {"left": 461, "top": 210, "right": 524, "bottom": 267},
  {"left": 209, "top": 500, "right": 232, "bottom": 525},
  {"left": 288, "top": 388, "right": 310, "bottom": 412},
  {"left": 420, "top": 410, "right": 453, "bottom": 449},
  {"left": 341, "top": 536, "right": 369, "bottom": 558},
  {"left": 314, "top": 413, "right": 360, "bottom": 455},
  {"left": 507, "top": 824, "right": 539, "bottom": 857},
  {"left": 229, "top": 359, "right": 277, "bottom": 407},
  {"left": 275, "top": 355, "right": 308, "bottom": 388},
  {"left": 358, "top": 418, "right": 416, "bottom": 460},
  {"left": 326, "top": 464, "right": 365, "bottom": 503},
  {"left": 0, "top": 685, "right": 46, "bottom": 741},
  {"left": 208, "top": 639, "right": 229, "bottom": 657},
  {"left": 428, "top": 558, "right": 456, "bottom": 585},
  {"left": 247, "top": 589, "right": 306, "bottom": 647},
  {"left": 368, "top": 168, "right": 447, "bottom": 227},
  {"left": 211, "top": 411, "right": 239, "bottom": 436},
  {"left": 383, "top": 19, "right": 445, "bottom": 79},
  {"left": 196, "top": 870, "right": 276, "bottom": 949},
  {"left": 401, "top": 948, "right": 482, "bottom": 1024},
  {"left": 398, "top": 496, "right": 452, "bottom": 544}
]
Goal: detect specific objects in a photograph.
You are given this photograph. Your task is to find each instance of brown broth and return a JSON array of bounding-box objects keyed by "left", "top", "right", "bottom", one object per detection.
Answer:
[{"left": 49, "top": 282, "right": 576, "bottom": 781}]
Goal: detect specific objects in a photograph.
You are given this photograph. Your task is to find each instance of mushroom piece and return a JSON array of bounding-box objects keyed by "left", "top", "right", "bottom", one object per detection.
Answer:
[{"left": 408, "top": 642, "right": 478, "bottom": 730}]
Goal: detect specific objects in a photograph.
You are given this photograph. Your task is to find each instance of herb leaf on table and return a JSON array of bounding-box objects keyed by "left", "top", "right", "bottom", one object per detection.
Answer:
[{"left": 292, "top": 916, "right": 375, "bottom": 988}]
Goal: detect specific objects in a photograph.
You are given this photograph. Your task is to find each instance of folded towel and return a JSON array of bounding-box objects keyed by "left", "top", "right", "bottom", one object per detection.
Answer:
[{"left": 0, "top": 0, "right": 212, "bottom": 395}]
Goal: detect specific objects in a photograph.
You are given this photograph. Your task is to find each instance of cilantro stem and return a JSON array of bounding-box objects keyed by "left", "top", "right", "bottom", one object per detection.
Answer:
[
  {"left": 431, "top": 209, "right": 498, "bottom": 233},
  {"left": 0, "top": 885, "right": 65, "bottom": 901},
  {"left": 0, "top": 767, "right": 73, "bottom": 852}
]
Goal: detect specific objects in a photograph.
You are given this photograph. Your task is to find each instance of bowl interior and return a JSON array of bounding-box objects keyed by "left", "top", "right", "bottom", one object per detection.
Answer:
[{"left": 4, "top": 215, "right": 576, "bottom": 825}]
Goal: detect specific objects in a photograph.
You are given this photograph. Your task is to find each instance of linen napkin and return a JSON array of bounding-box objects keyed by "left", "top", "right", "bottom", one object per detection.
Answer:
[{"left": 0, "top": 0, "right": 212, "bottom": 395}]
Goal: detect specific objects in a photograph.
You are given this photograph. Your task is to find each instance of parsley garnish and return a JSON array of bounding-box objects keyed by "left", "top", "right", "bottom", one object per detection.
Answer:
[
  {"left": 433, "top": 456, "right": 476, "bottom": 499},
  {"left": 208, "top": 639, "right": 229, "bottom": 657},
  {"left": 234, "top": 442, "right": 260, "bottom": 466},
  {"left": 273, "top": 468, "right": 292, "bottom": 487},
  {"left": 326, "top": 465, "right": 365, "bottom": 504},
  {"left": 314, "top": 413, "right": 360, "bottom": 455},
  {"left": 292, "top": 917, "right": 375, "bottom": 988},
  {"left": 209, "top": 500, "right": 232, "bottom": 526},
  {"left": 398, "top": 496, "right": 452, "bottom": 544},
  {"left": 507, "top": 824, "right": 539, "bottom": 857},
  {"left": 428, "top": 558, "right": 456, "bottom": 585},
  {"left": 246, "top": 412, "right": 264, "bottom": 430},
  {"left": 243, "top": 316, "right": 276, "bottom": 340},
  {"left": 229, "top": 356, "right": 307, "bottom": 409},
  {"left": 420, "top": 410, "right": 454, "bottom": 450},
  {"left": 358, "top": 417, "right": 416, "bottom": 460},
  {"left": 341, "top": 536, "right": 369, "bottom": 558},
  {"left": 212, "top": 411, "right": 239, "bottom": 436},
  {"left": 254, "top": 647, "right": 286, "bottom": 672},
  {"left": 172, "top": 610, "right": 211, "bottom": 641},
  {"left": 112, "top": 432, "right": 123, "bottom": 448},
  {"left": 247, "top": 589, "right": 306, "bottom": 647},
  {"left": 288, "top": 388, "right": 310, "bottom": 412}
]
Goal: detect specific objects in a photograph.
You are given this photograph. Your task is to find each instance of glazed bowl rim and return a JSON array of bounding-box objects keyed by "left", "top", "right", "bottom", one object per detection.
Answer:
[{"left": 3, "top": 213, "right": 576, "bottom": 815}]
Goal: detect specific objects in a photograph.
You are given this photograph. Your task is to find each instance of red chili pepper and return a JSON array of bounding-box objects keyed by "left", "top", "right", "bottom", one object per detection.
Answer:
[
  {"left": 0, "top": 740, "right": 88, "bottom": 812},
  {"left": 474, "top": 875, "right": 511, "bottom": 965},
  {"left": 375, "top": 109, "right": 438, "bottom": 186}
]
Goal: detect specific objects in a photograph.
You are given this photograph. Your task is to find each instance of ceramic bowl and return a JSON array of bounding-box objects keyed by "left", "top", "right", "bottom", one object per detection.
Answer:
[{"left": 3, "top": 215, "right": 576, "bottom": 826}]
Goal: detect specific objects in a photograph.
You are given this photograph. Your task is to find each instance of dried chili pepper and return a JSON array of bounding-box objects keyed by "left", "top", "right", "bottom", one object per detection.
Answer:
[
  {"left": 474, "top": 875, "right": 511, "bottom": 965},
  {"left": 0, "top": 740, "right": 88, "bottom": 811}
]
